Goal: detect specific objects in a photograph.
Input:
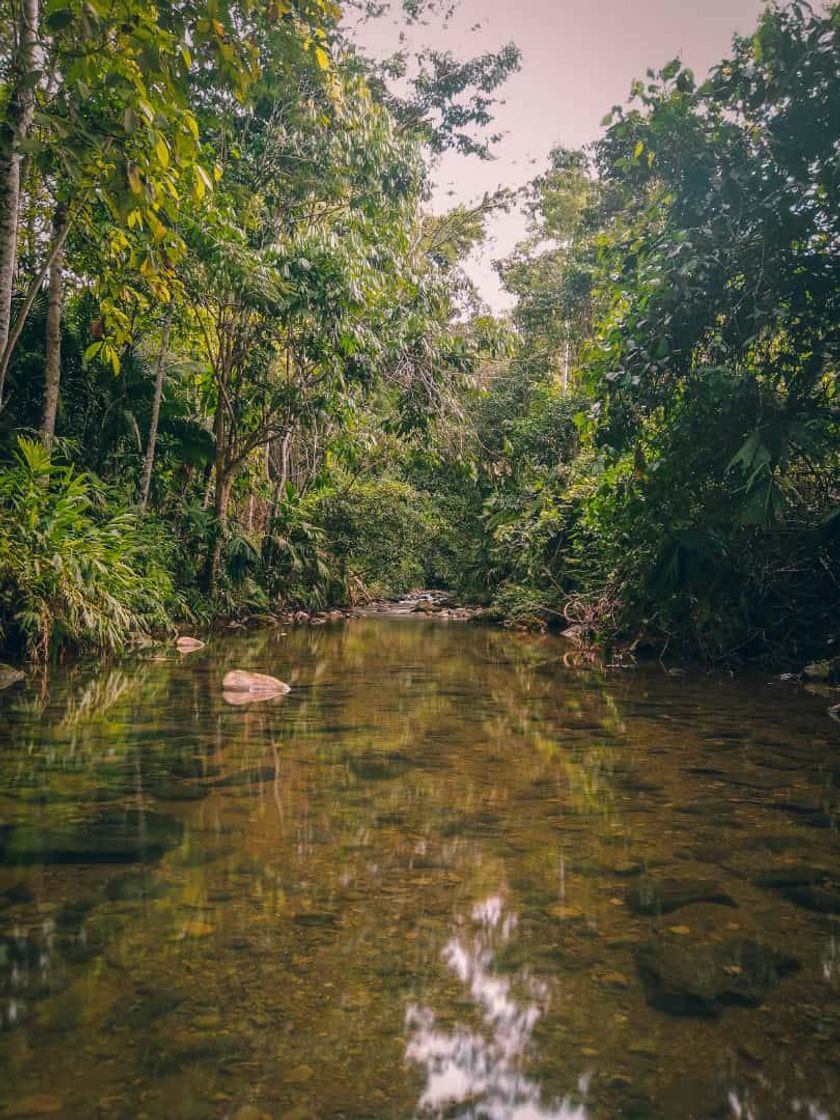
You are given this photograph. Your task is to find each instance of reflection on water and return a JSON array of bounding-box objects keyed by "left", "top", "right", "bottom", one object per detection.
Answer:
[
  {"left": 0, "top": 618, "right": 838, "bottom": 1118},
  {"left": 408, "top": 895, "right": 589, "bottom": 1118}
]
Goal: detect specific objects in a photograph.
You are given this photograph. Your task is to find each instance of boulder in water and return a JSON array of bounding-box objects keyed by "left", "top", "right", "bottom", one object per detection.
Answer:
[
  {"left": 223, "top": 690, "right": 284, "bottom": 706},
  {"left": 803, "top": 657, "right": 840, "bottom": 682},
  {"left": 0, "top": 663, "right": 25, "bottom": 689},
  {"left": 222, "top": 670, "right": 290, "bottom": 694},
  {"left": 175, "top": 636, "right": 204, "bottom": 653}
]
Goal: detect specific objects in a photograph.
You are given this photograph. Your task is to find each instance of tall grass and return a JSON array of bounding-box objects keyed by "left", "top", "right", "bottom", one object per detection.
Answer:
[{"left": 0, "top": 438, "right": 182, "bottom": 659}]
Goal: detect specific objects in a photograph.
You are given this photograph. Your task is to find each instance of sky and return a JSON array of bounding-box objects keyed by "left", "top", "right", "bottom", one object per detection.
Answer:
[{"left": 348, "top": 0, "right": 765, "bottom": 311}]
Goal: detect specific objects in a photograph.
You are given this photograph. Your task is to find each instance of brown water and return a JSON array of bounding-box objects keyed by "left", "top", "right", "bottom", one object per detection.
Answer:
[{"left": 0, "top": 619, "right": 838, "bottom": 1120}]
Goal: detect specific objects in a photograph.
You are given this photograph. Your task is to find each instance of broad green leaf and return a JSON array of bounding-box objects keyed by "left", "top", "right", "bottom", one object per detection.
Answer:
[{"left": 46, "top": 8, "right": 73, "bottom": 30}]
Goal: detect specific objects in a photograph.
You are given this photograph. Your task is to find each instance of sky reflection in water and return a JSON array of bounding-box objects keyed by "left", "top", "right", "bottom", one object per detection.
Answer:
[{"left": 408, "top": 894, "right": 589, "bottom": 1119}]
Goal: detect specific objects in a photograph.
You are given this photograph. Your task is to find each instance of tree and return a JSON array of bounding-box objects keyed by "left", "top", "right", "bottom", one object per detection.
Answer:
[
  {"left": 0, "top": 0, "right": 38, "bottom": 397},
  {"left": 482, "top": 1, "right": 839, "bottom": 656}
]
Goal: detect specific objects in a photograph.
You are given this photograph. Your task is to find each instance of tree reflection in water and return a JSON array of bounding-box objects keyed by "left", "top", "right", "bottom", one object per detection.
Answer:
[{"left": 407, "top": 895, "right": 590, "bottom": 1119}]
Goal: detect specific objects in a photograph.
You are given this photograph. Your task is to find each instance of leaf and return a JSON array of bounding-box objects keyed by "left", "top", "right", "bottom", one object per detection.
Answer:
[
  {"left": 661, "top": 58, "right": 681, "bottom": 80},
  {"left": 126, "top": 163, "right": 142, "bottom": 194},
  {"left": 155, "top": 136, "right": 170, "bottom": 169},
  {"left": 314, "top": 46, "right": 329, "bottom": 71},
  {"left": 83, "top": 341, "right": 103, "bottom": 362},
  {"left": 727, "top": 430, "right": 770, "bottom": 475},
  {"left": 183, "top": 112, "right": 200, "bottom": 141},
  {"left": 192, "top": 164, "right": 212, "bottom": 201},
  {"left": 192, "top": 168, "right": 206, "bottom": 201},
  {"left": 46, "top": 8, "right": 73, "bottom": 30}
]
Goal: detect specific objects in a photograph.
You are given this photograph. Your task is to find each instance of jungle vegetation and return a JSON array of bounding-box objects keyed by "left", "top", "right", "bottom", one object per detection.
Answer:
[{"left": 0, "top": 0, "right": 836, "bottom": 665}]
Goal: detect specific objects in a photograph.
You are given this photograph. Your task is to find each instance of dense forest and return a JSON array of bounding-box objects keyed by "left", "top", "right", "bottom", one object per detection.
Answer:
[{"left": 0, "top": 0, "right": 836, "bottom": 667}]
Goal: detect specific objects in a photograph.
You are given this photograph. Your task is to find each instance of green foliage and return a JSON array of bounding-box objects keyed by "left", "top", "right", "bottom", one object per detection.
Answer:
[
  {"left": 2, "top": 0, "right": 834, "bottom": 670},
  {"left": 0, "top": 440, "right": 182, "bottom": 659},
  {"left": 482, "top": 1, "right": 840, "bottom": 662},
  {"left": 306, "top": 477, "right": 440, "bottom": 598}
]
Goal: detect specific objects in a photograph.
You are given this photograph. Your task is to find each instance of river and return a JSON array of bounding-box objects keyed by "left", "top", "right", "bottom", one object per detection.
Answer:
[{"left": 0, "top": 619, "right": 838, "bottom": 1119}]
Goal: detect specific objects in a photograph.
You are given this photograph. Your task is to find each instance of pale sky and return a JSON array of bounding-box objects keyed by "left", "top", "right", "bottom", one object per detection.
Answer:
[{"left": 349, "top": 0, "right": 765, "bottom": 310}]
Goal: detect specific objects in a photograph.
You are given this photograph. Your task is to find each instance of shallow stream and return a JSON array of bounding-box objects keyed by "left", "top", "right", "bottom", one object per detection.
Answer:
[{"left": 0, "top": 619, "right": 838, "bottom": 1119}]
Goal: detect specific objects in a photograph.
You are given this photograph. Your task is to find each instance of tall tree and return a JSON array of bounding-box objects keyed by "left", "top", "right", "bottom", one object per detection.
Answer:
[
  {"left": 0, "top": 0, "right": 38, "bottom": 401},
  {"left": 40, "top": 203, "right": 64, "bottom": 444}
]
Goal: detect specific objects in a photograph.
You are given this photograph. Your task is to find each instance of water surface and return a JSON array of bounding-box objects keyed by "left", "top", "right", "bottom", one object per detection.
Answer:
[{"left": 1, "top": 620, "right": 838, "bottom": 1119}]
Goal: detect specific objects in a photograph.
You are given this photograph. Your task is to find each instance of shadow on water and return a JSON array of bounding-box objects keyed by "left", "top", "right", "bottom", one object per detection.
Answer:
[{"left": 0, "top": 619, "right": 838, "bottom": 1118}]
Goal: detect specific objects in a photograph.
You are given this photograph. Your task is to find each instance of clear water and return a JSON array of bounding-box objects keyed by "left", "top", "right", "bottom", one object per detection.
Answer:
[{"left": 0, "top": 619, "right": 838, "bottom": 1119}]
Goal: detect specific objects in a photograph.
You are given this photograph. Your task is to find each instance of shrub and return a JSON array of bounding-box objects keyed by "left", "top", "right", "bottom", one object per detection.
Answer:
[
  {"left": 0, "top": 439, "right": 182, "bottom": 659},
  {"left": 305, "top": 477, "right": 439, "bottom": 599}
]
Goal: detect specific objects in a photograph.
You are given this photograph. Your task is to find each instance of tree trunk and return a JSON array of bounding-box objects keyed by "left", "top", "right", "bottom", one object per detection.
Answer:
[
  {"left": 140, "top": 306, "right": 174, "bottom": 510},
  {"left": 0, "top": 208, "right": 70, "bottom": 394},
  {"left": 206, "top": 469, "right": 233, "bottom": 593},
  {"left": 263, "top": 430, "right": 290, "bottom": 562},
  {"left": 40, "top": 206, "right": 65, "bottom": 446},
  {"left": 202, "top": 384, "right": 229, "bottom": 592},
  {"left": 0, "top": 0, "right": 39, "bottom": 405}
]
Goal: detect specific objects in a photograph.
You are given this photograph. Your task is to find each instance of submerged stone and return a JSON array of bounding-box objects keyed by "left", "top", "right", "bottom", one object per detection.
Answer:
[
  {"left": 752, "top": 866, "right": 831, "bottom": 889},
  {"left": 439, "top": 811, "right": 501, "bottom": 838},
  {"left": 4, "top": 1095, "right": 63, "bottom": 1116},
  {"left": 625, "top": 878, "right": 737, "bottom": 916},
  {"left": 612, "top": 861, "right": 644, "bottom": 877},
  {"left": 233, "top": 1107, "right": 272, "bottom": 1120},
  {"left": 214, "top": 766, "right": 279, "bottom": 787},
  {"left": 348, "top": 752, "right": 414, "bottom": 781},
  {"left": 0, "top": 809, "right": 184, "bottom": 866},
  {"left": 781, "top": 883, "right": 840, "bottom": 914},
  {"left": 293, "top": 911, "right": 340, "bottom": 929},
  {"left": 681, "top": 843, "right": 728, "bottom": 864},
  {"left": 742, "top": 834, "right": 812, "bottom": 854},
  {"left": 4, "top": 882, "right": 34, "bottom": 904},
  {"left": 55, "top": 898, "right": 97, "bottom": 930},
  {"left": 122, "top": 991, "right": 182, "bottom": 1030},
  {"left": 140, "top": 1033, "right": 245, "bottom": 1076},
  {"left": 615, "top": 771, "right": 663, "bottom": 795},
  {"left": 150, "top": 781, "right": 208, "bottom": 802},
  {"left": 106, "top": 871, "right": 170, "bottom": 902},
  {"left": 283, "top": 1064, "right": 314, "bottom": 1084},
  {"left": 635, "top": 937, "right": 798, "bottom": 1017},
  {"left": 656, "top": 1076, "right": 733, "bottom": 1118}
]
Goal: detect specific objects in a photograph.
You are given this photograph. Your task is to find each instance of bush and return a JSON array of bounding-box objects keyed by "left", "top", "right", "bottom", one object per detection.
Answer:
[
  {"left": 306, "top": 477, "right": 441, "bottom": 599},
  {"left": 0, "top": 439, "right": 183, "bottom": 659}
]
